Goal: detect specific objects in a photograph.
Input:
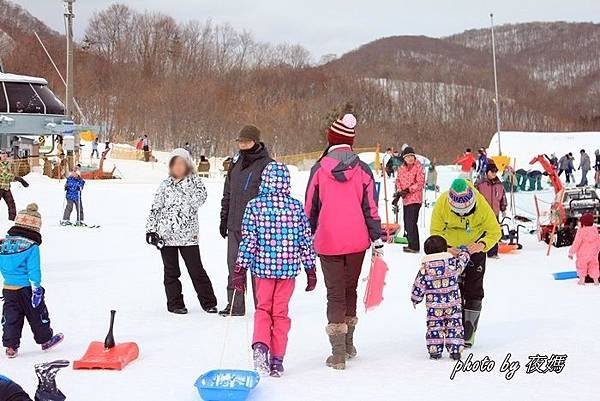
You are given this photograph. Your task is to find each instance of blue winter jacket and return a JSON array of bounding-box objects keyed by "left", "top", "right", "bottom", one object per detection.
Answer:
[
  {"left": 65, "top": 175, "right": 85, "bottom": 201},
  {"left": 0, "top": 236, "right": 41, "bottom": 288},
  {"left": 236, "top": 162, "right": 316, "bottom": 279}
]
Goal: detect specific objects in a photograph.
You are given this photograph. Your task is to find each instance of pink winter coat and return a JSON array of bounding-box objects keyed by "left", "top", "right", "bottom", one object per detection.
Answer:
[
  {"left": 569, "top": 226, "right": 600, "bottom": 262},
  {"left": 305, "top": 146, "right": 381, "bottom": 256},
  {"left": 396, "top": 160, "right": 425, "bottom": 206},
  {"left": 476, "top": 177, "right": 507, "bottom": 217}
]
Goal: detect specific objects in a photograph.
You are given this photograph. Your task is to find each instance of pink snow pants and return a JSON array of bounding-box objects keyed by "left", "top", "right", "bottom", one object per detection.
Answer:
[
  {"left": 577, "top": 257, "right": 600, "bottom": 280},
  {"left": 253, "top": 278, "right": 296, "bottom": 358}
]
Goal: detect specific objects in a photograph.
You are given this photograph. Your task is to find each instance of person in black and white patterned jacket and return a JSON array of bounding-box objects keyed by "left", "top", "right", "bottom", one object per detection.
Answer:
[{"left": 146, "top": 148, "right": 218, "bottom": 315}]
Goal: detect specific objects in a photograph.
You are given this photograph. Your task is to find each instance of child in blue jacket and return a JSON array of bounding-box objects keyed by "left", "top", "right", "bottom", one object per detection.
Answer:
[
  {"left": 0, "top": 203, "right": 63, "bottom": 358},
  {"left": 61, "top": 169, "right": 85, "bottom": 225},
  {"left": 232, "top": 162, "right": 317, "bottom": 377}
]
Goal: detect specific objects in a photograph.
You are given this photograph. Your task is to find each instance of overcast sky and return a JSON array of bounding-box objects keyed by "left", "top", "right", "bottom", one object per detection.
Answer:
[{"left": 13, "top": 0, "right": 600, "bottom": 59}]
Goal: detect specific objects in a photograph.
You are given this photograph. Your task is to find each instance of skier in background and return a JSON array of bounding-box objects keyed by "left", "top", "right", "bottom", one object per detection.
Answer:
[
  {"left": 454, "top": 148, "right": 476, "bottom": 180},
  {"left": 475, "top": 160, "right": 507, "bottom": 258},
  {"left": 91, "top": 138, "right": 99, "bottom": 159},
  {"left": 394, "top": 146, "right": 425, "bottom": 253},
  {"left": 0, "top": 151, "right": 29, "bottom": 221},
  {"left": 475, "top": 148, "right": 488, "bottom": 183},
  {"left": 0, "top": 203, "right": 64, "bottom": 359},
  {"left": 577, "top": 149, "right": 591, "bottom": 187},
  {"left": 61, "top": 169, "right": 85, "bottom": 226},
  {"left": 142, "top": 135, "right": 151, "bottom": 162},
  {"left": 183, "top": 142, "right": 193, "bottom": 159},
  {"left": 548, "top": 153, "right": 559, "bottom": 170},
  {"left": 567, "top": 153, "right": 576, "bottom": 184},
  {"left": 381, "top": 148, "right": 393, "bottom": 178}
]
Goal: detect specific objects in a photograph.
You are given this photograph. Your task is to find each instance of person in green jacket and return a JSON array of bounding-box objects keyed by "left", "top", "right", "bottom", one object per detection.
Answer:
[{"left": 430, "top": 178, "right": 501, "bottom": 348}]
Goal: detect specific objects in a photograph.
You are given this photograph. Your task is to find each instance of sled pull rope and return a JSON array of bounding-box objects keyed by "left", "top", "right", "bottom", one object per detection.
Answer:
[{"left": 218, "top": 289, "right": 254, "bottom": 369}]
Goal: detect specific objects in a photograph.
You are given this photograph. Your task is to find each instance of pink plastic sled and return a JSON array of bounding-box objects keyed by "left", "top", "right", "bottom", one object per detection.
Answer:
[{"left": 363, "top": 256, "right": 389, "bottom": 312}]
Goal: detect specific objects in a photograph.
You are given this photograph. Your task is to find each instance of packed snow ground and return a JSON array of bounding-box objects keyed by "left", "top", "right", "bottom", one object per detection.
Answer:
[{"left": 1, "top": 156, "right": 597, "bottom": 401}]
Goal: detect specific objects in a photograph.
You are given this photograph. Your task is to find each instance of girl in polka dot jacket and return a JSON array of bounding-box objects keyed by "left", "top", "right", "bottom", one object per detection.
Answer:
[{"left": 232, "top": 161, "right": 317, "bottom": 377}]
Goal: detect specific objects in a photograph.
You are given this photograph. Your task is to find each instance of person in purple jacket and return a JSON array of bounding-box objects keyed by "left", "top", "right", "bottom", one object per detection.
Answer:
[
  {"left": 475, "top": 160, "right": 507, "bottom": 258},
  {"left": 305, "top": 112, "right": 382, "bottom": 370}
]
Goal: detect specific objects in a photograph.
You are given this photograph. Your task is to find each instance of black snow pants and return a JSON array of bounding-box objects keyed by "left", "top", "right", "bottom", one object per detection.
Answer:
[
  {"left": 459, "top": 251, "right": 486, "bottom": 311},
  {"left": 2, "top": 287, "right": 53, "bottom": 349},
  {"left": 226, "top": 230, "right": 256, "bottom": 314},
  {"left": 403, "top": 203, "right": 421, "bottom": 252},
  {"left": 160, "top": 246, "right": 217, "bottom": 312}
]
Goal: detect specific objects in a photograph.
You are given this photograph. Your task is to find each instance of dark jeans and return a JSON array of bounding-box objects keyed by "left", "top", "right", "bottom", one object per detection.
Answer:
[
  {"left": 91, "top": 149, "right": 99, "bottom": 158},
  {"left": 2, "top": 287, "right": 53, "bottom": 349},
  {"left": 459, "top": 252, "right": 486, "bottom": 310},
  {"left": 0, "top": 189, "right": 16, "bottom": 220},
  {"left": 403, "top": 203, "right": 421, "bottom": 251},
  {"left": 320, "top": 251, "right": 366, "bottom": 324},
  {"left": 226, "top": 230, "right": 256, "bottom": 314},
  {"left": 160, "top": 246, "right": 217, "bottom": 311}
]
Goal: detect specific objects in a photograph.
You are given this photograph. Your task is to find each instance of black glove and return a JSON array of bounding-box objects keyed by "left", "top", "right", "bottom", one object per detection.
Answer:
[
  {"left": 146, "top": 232, "right": 159, "bottom": 245},
  {"left": 398, "top": 188, "right": 409, "bottom": 198},
  {"left": 15, "top": 177, "right": 29, "bottom": 187},
  {"left": 219, "top": 222, "right": 228, "bottom": 239},
  {"left": 391, "top": 192, "right": 401, "bottom": 207}
]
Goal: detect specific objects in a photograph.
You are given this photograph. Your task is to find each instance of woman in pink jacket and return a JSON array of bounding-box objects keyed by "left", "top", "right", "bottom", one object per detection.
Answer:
[
  {"left": 305, "top": 113, "right": 382, "bottom": 370},
  {"left": 568, "top": 213, "right": 600, "bottom": 285},
  {"left": 394, "top": 146, "right": 425, "bottom": 253}
]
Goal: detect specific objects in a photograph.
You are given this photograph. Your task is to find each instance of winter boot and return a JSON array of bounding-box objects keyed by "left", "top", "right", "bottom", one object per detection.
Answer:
[
  {"left": 41, "top": 334, "right": 64, "bottom": 352},
  {"left": 345, "top": 316, "right": 358, "bottom": 359},
  {"left": 59, "top": 220, "right": 71, "bottom": 226},
  {"left": 270, "top": 356, "right": 284, "bottom": 378},
  {"left": 252, "top": 342, "right": 270, "bottom": 376},
  {"left": 218, "top": 304, "right": 245, "bottom": 317},
  {"left": 463, "top": 306, "right": 481, "bottom": 348},
  {"left": 429, "top": 353, "right": 442, "bottom": 360},
  {"left": 34, "top": 360, "right": 69, "bottom": 401},
  {"left": 450, "top": 353, "right": 462, "bottom": 361},
  {"left": 326, "top": 323, "right": 348, "bottom": 370},
  {"left": 6, "top": 347, "right": 18, "bottom": 359}
]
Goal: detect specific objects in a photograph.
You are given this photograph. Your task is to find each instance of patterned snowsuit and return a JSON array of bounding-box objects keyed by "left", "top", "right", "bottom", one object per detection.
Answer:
[{"left": 411, "top": 252, "right": 465, "bottom": 356}]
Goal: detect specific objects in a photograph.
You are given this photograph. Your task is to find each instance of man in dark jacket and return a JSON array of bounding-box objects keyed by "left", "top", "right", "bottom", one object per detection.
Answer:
[{"left": 219, "top": 125, "right": 273, "bottom": 316}]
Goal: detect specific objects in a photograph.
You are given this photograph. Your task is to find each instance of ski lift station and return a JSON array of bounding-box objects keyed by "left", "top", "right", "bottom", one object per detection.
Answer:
[{"left": 0, "top": 72, "right": 99, "bottom": 156}]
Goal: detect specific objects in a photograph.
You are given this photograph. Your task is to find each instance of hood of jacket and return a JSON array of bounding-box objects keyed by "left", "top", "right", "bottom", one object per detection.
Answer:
[
  {"left": 259, "top": 162, "right": 291, "bottom": 195},
  {"left": 320, "top": 146, "right": 361, "bottom": 183},
  {"left": 169, "top": 148, "right": 196, "bottom": 174},
  {"left": 577, "top": 226, "right": 599, "bottom": 244}
]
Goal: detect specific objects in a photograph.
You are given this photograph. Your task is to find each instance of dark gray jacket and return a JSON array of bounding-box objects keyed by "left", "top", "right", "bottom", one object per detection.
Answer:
[
  {"left": 579, "top": 152, "right": 591, "bottom": 172},
  {"left": 220, "top": 143, "right": 273, "bottom": 232}
]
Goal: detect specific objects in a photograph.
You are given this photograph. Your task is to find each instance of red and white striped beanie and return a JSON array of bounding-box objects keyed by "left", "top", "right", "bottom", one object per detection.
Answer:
[{"left": 327, "top": 114, "right": 357, "bottom": 146}]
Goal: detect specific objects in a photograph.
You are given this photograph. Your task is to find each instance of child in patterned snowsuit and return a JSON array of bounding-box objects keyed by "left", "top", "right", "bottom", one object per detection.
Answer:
[
  {"left": 411, "top": 235, "right": 469, "bottom": 360},
  {"left": 232, "top": 162, "right": 317, "bottom": 377}
]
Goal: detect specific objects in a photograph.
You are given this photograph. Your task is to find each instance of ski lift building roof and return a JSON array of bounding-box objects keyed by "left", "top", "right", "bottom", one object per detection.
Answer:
[{"left": 0, "top": 72, "right": 48, "bottom": 85}]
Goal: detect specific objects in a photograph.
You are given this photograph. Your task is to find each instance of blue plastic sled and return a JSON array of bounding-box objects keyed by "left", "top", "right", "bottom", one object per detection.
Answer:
[
  {"left": 553, "top": 271, "right": 578, "bottom": 280},
  {"left": 195, "top": 370, "right": 260, "bottom": 401}
]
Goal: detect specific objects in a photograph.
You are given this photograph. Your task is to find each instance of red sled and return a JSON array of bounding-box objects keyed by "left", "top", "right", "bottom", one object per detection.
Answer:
[
  {"left": 363, "top": 256, "right": 389, "bottom": 312},
  {"left": 73, "top": 341, "right": 139, "bottom": 370}
]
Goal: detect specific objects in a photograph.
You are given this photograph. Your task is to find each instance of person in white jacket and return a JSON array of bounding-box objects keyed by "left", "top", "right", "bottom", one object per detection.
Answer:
[{"left": 146, "top": 148, "right": 218, "bottom": 315}]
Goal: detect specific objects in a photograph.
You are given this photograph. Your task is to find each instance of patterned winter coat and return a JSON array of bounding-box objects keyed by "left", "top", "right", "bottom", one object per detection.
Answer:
[
  {"left": 305, "top": 145, "right": 381, "bottom": 256},
  {"left": 396, "top": 160, "right": 426, "bottom": 206},
  {"left": 411, "top": 252, "right": 464, "bottom": 312},
  {"left": 146, "top": 174, "right": 208, "bottom": 247},
  {"left": 0, "top": 236, "right": 41, "bottom": 288},
  {"left": 65, "top": 175, "right": 85, "bottom": 201},
  {"left": 0, "top": 161, "right": 14, "bottom": 191},
  {"left": 236, "top": 162, "right": 316, "bottom": 279}
]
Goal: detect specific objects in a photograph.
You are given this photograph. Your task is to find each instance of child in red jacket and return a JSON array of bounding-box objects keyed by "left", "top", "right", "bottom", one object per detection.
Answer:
[{"left": 569, "top": 213, "right": 600, "bottom": 285}]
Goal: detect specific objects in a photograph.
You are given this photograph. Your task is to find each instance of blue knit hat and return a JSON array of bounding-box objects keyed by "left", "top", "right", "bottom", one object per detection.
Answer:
[{"left": 448, "top": 179, "right": 476, "bottom": 215}]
